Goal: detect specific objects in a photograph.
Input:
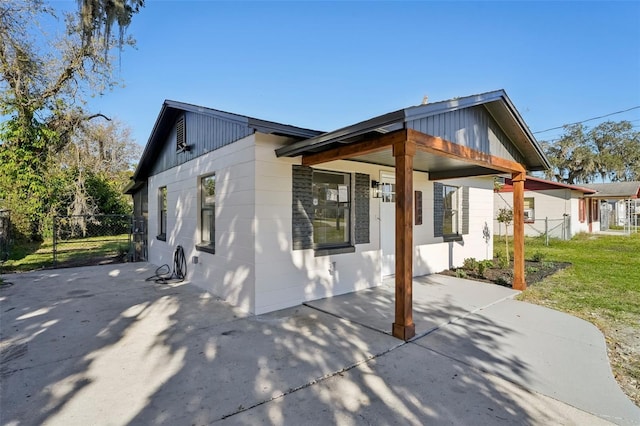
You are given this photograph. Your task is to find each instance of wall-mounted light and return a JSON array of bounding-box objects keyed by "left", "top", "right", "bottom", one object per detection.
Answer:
[{"left": 371, "top": 180, "right": 382, "bottom": 198}]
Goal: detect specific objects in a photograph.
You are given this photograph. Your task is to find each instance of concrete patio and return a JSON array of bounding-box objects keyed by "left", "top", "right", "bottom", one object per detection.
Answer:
[{"left": 1, "top": 263, "right": 638, "bottom": 425}]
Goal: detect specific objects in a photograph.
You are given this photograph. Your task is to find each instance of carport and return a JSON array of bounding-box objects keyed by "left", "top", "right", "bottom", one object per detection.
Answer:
[{"left": 276, "top": 90, "right": 550, "bottom": 340}]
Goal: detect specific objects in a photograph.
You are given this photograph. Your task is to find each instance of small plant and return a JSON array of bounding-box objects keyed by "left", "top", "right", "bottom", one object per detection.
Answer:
[
  {"left": 496, "top": 207, "right": 513, "bottom": 263},
  {"left": 478, "top": 259, "right": 493, "bottom": 277},
  {"left": 542, "top": 261, "right": 556, "bottom": 269},
  {"left": 455, "top": 269, "right": 468, "bottom": 278},
  {"left": 525, "top": 265, "right": 539, "bottom": 275},
  {"left": 531, "top": 251, "right": 546, "bottom": 262},
  {"left": 462, "top": 257, "right": 479, "bottom": 272},
  {"left": 496, "top": 251, "right": 510, "bottom": 269}
]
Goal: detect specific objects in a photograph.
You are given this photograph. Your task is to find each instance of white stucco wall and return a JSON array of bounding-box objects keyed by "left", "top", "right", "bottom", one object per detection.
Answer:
[
  {"left": 148, "top": 134, "right": 258, "bottom": 313},
  {"left": 494, "top": 188, "right": 590, "bottom": 239},
  {"left": 252, "top": 134, "right": 495, "bottom": 314},
  {"left": 147, "top": 132, "right": 499, "bottom": 316}
]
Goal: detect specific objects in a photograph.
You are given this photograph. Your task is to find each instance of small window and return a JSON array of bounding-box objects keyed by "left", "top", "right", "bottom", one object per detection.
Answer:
[
  {"left": 443, "top": 185, "right": 460, "bottom": 236},
  {"left": 312, "top": 170, "right": 351, "bottom": 248},
  {"left": 524, "top": 197, "right": 535, "bottom": 223},
  {"left": 197, "top": 174, "right": 215, "bottom": 253},
  {"left": 158, "top": 186, "right": 167, "bottom": 241}
]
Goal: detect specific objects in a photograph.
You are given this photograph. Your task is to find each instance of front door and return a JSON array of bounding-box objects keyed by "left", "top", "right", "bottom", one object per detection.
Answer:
[{"left": 380, "top": 171, "right": 396, "bottom": 277}]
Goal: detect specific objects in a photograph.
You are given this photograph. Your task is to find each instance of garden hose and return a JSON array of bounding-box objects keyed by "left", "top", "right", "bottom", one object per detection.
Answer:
[{"left": 146, "top": 245, "right": 187, "bottom": 284}]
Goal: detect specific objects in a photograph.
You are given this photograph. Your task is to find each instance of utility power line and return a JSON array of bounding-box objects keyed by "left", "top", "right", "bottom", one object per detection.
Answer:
[{"left": 533, "top": 106, "right": 640, "bottom": 134}]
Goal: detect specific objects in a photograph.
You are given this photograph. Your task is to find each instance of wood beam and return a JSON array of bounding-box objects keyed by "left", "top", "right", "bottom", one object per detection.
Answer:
[
  {"left": 407, "top": 128, "right": 526, "bottom": 174},
  {"left": 302, "top": 129, "right": 408, "bottom": 166},
  {"left": 512, "top": 171, "right": 526, "bottom": 290},
  {"left": 428, "top": 166, "right": 499, "bottom": 181},
  {"left": 392, "top": 140, "right": 416, "bottom": 341}
]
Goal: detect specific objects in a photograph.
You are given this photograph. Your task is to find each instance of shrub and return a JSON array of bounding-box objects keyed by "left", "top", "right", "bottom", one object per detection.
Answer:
[
  {"left": 478, "top": 259, "right": 493, "bottom": 277},
  {"left": 531, "top": 251, "right": 545, "bottom": 262},
  {"left": 462, "top": 257, "right": 479, "bottom": 272},
  {"left": 496, "top": 252, "right": 510, "bottom": 269},
  {"left": 455, "top": 269, "right": 468, "bottom": 278}
]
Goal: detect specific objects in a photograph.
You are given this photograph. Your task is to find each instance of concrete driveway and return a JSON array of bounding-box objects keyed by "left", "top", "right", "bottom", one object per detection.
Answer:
[{"left": 1, "top": 264, "right": 638, "bottom": 425}]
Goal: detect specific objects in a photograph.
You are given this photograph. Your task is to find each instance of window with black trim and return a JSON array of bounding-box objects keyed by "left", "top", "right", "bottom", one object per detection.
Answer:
[
  {"left": 158, "top": 186, "right": 167, "bottom": 241},
  {"left": 312, "top": 170, "right": 351, "bottom": 248},
  {"left": 197, "top": 174, "right": 215, "bottom": 253},
  {"left": 443, "top": 184, "right": 460, "bottom": 236}
]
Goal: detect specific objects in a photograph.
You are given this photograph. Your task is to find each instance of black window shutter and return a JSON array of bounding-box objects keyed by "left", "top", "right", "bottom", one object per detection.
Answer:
[
  {"left": 433, "top": 182, "right": 443, "bottom": 238},
  {"left": 462, "top": 186, "right": 469, "bottom": 235},
  {"left": 292, "top": 165, "right": 314, "bottom": 250},
  {"left": 354, "top": 173, "right": 370, "bottom": 244}
]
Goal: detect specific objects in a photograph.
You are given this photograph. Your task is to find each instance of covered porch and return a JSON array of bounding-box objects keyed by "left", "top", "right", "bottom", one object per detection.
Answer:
[{"left": 276, "top": 90, "right": 550, "bottom": 340}]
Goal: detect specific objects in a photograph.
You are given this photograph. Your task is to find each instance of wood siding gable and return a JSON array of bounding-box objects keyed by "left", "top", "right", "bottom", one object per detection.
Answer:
[
  {"left": 151, "top": 111, "right": 254, "bottom": 176},
  {"left": 406, "top": 105, "right": 525, "bottom": 165}
]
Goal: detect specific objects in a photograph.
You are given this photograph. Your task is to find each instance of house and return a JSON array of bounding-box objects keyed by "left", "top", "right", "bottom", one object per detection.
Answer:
[
  {"left": 582, "top": 181, "right": 640, "bottom": 232},
  {"left": 494, "top": 176, "right": 597, "bottom": 239},
  {"left": 125, "top": 90, "right": 549, "bottom": 340}
]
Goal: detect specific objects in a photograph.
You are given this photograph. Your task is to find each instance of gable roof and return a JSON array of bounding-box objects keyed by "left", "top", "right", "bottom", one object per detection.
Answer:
[
  {"left": 275, "top": 90, "right": 550, "bottom": 172},
  {"left": 129, "top": 100, "right": 322, "bottom": 185},
  {"left": 499, "top": 176, "right": 596, "bottom": 194},
  {"left": 582, "top": 181, "right": 640, "bottom": 199}
]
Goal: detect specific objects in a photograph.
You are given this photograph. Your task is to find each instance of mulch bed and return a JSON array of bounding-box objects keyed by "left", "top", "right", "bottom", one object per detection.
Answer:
[{"left": 440, "top": 259, "right": 572, "bottom": 287}]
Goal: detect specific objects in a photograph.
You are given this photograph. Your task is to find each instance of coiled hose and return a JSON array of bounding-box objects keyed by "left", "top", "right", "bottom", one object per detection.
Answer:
[{"left": 147, "top": 245, "right": 187, "bottom": 284}]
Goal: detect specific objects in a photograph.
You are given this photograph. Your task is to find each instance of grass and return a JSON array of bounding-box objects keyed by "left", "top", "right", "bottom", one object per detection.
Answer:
[
  {"left": 1, "top": 234, "right": 130, "bottom": 273},
  {"left": 495, "top": 232, "right": 640, "bottom": 405}
]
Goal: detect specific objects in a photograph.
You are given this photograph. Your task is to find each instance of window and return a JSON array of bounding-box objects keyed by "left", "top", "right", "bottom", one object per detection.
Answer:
[
  {"left": 158, "top": 186, "right": 167, "bottom": 241},
  {"left": 197, "top": 174, "right": 215, "bottom": 253},
  {"left": 524, "top": 197, "right": 535, "bottom": 223},
  {"left": 443, "top": 185, "right": 460, "bottom": 236},
  {"left": 312, "top": 170, "right": 351, "bottom": 247},
  {"left": 579, "top": 198, "right": 586, "bottom": 223}
]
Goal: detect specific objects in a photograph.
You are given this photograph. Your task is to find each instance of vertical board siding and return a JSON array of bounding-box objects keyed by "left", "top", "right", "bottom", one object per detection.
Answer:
[
  {"left": 407, "top": 106, "right": 524, "bottom": 164},
  {"left": 150, "top": 111, "right": 254, "bottom": 177}
]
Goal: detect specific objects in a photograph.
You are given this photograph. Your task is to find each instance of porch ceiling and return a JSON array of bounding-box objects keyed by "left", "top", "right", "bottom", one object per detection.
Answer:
[
  {"left": 346, "top": 147, "right": 499, "bottom": 179},
  {"left": 301, "top": 128, "right": 524, "bottom": 179}
]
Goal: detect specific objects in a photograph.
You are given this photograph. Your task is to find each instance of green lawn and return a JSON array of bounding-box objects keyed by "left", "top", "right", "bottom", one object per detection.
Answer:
[
  {"left": 496, "top": 232, "right": 640, "bottom": 405},
  {"left": 1, "top": 234, "right": 130, "bottom": 273}
]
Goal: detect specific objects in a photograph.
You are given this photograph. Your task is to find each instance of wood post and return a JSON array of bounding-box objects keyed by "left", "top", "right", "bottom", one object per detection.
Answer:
[
  {"left": 392, "top": 140, "right": 416, "bottom": 340},
  {"left": 512, "top": 172, "right": 526, "bottom": 290}
]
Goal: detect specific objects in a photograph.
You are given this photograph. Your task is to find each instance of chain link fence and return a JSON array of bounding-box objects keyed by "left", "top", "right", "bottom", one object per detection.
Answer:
[
  {"left": 53, "top": 214, "right": 134, "bottom": 268},
  {"left": 0, "top": 210, "right": 11, "bottom": 264},
  {"left": 495, "top": 215, "right": 571, "bottom": 246}
]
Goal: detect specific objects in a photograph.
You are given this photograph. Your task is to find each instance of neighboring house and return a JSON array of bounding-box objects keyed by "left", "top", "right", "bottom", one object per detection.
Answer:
[
  {"left": 494, "top": 176, "right": 596, "bottom": 239},
  {"left": 125, "top": 89, "right": 549, "bottom": 340},
  {"left": 582, "top": 181, "right": 640, "bottom": 232}
]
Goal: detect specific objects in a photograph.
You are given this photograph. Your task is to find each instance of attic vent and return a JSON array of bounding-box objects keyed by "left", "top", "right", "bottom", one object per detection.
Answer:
[{"left": 176, "top": 116, "right": 188, "bottom": 152}]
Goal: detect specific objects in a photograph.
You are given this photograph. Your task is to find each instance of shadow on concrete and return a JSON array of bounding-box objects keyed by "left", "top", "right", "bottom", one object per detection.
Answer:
[{"left": 0, "top": 264, "right": 618, "bottom": 425}]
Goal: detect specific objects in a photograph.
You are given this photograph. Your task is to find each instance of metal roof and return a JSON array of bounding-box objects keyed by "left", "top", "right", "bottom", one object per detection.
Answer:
[
  {"left": 582, "top": 181, "right": 640, "bottom": 199},
  {"left": 500, "top": 176, "right": 597, "bottom": 194},
  {"left": 275, "top": 90, "right": 550, "bottom": 172}
]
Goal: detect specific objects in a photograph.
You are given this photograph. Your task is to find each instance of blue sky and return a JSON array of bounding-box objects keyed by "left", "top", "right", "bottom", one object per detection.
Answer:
[{"left": 56, "top": 1, "right": 640, "bottom": 148}]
